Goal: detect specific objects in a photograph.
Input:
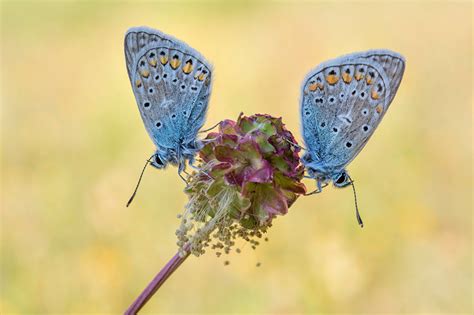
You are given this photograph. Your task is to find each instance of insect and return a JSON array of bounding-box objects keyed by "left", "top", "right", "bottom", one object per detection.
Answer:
[
  {"left": 299, "top": 49, "right": 405, "bottom": 226},
  {"left": 124, "top": 26, "right": 213, "bottom": 205}
]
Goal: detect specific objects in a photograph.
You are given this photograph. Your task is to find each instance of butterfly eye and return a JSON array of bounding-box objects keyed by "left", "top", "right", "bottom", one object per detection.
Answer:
[
  {"left": 154, "top": 155, "right": 164, "bottom": 166},
  {"left": 335, "top": 173, "right": 346, "bottom": 184}
]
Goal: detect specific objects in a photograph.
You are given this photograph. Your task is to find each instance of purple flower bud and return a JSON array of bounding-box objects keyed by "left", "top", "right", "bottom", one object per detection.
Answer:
[{"left": 178, "top": 114, "right": 306, "bottom": 257}]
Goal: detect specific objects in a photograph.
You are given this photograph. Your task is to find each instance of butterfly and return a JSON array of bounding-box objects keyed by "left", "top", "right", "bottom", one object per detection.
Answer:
[
  {"left": 124, "top": 26, "right": 213, "bottom": 205},
  {"left": 299, "top": 49, "right": 405, "bottom": 225}
]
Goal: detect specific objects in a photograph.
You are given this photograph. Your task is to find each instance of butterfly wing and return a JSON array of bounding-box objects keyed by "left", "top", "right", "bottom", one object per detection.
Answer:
[
  {"left": 300, "top": 49, "right": 405, "bottom": 172},
  {"left": 124, "top": 26, "right": 212, "bottom": 151}
]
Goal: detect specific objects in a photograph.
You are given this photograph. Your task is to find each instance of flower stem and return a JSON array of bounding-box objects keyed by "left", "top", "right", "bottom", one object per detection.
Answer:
[{"left": 124, "top": 245, "right": 190, "bottom": 314}]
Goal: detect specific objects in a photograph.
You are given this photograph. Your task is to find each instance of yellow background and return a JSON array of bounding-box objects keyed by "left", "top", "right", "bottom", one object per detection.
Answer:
[{"left": 1, "top": 1, "right": 472, "bottom": 313}]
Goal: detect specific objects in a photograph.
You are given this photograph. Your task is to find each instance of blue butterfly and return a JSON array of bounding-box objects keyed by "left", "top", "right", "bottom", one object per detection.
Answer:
[
  {"left": 300, "top": 50, "right": 405, "bottom": 225},
  {"left": 124, "top": 27, "right": 213, "bottom": 204}
]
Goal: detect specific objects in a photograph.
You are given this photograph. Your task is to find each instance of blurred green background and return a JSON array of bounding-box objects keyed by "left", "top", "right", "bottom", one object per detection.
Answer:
[{"left": 1, "top": 1, "right": 472, "bottom": 313}]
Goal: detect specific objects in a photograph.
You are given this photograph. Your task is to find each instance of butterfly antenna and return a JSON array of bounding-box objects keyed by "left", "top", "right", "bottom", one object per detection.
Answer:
[
  {"left": 347, "top": 174, "right": 364, "bottom": 228},
  {"left": 126, "top": 157, "right": 153, "bottom": 207}
]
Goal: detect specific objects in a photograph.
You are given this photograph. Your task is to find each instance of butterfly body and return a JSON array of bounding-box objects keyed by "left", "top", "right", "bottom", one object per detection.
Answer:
[
  {"left": 124, "top": 27, "right": 212, "bottom": 171},
  {"left": 300, "top": 50, "right": 405, "bottom": 191}
]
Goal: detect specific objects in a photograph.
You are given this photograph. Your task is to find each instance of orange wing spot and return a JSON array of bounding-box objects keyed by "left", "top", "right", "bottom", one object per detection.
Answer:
[
  {"left": 149, "top": 59, "right": 157, "bottom": 67},
  {"left": 170, "top": 58, "right": 181, "bottom": 70},
  {"left": 371, "top": 89, "right": 380, "bottom": 100},
  {"left": 140, "top": 70, "right": 150, "bottom": 78},
  {"left": 308, "top": 83, "right": 318, "bottom": 91},
  {"left": 135, "top": 79, "right": 142, "bottom": 88},
  {"left": 326, "top": 75, "right": 339, "bottom": 85},
  {"left": 198, "top": 72, "right": 206, "bottom": 81},
  {"left": 160, "top": 56, "right": 168, "bottom": 65},
  {"left": 366, "top": 75, "right": 374, "bottom": 85},
  {"left": 342, "top": 72, "right": 352, "bottom": 83},
  {"left": 375, "top": 104, "right": 383, "bottom": 114},
  {"left": 355, "top": 73, "right": 364, "bottom": 81},
  {"left": 182, "top": 61, "right": 193, "bottom": 74}
]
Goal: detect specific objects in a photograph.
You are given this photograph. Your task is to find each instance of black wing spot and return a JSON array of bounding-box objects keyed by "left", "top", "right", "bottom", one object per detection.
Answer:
[
  {"left": 345, "top": 141, "right": 352, "bottom": 148},
  {"left": 351, "top": 89, "right": 357, "bottom": 96},
  {"left": 345, "top": 68, "right": 351, "bottom": 74},
  {"left": 191, "top": 86, "right": 197, "bottom": 91},
  {"left": 171, "top": 114, "right": 176, "bottom": 119},
  {"left": 155, "top": 75, "right": 160, "bottom": 80},
  {"left": 172, "top": 78, "right": 178, "bottom": 83},
  {"left": 156, "top": 121, "right": 162, "bottom": 128},
  {"left": 329, "top": 69, "right": 336, "bottom": 75},
  {"left": 163, "top": 73, "right": 168, "bottom": 78},
  {"left": 149, "top": 52, "right": 156, "bottom": 58},
  {"left": 183, "top": 111, "right": 187, "bottom": 115},
  {"left": 143, "top": 101, "right": 150, "bottom": 108},
  {"left": 320, "top": 122, "right": 326, "bottom": 128},
  {"left": 360, "top": 92, "right": 365, "bottom": 97},
  {"left": 377, "top": 83, "right": 383, "bottom": 92},
  {"left": 140, "top": 60, "right": 145, "bottom": 66},
  {"left": 160, "top": 51, "right": 166, "bottom": 56},
  {"left": 305, "top": 111, "right": 310, "bottom": 116},
  {"left": 181, "top": 84, "right": 186, "bottom": 89},
  {"left": 333, "top": 127, "right": 338, "bottom": 133},
  {"left": 149, "top": 88, "right": 154, "bottom": 93},
  {"left": 363, "top": 125, "right": 369, "bottom": 132}
]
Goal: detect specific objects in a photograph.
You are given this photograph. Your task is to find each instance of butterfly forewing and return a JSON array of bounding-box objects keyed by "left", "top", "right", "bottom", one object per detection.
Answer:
[
  {"left": 301, "top": 50, "right": 405, "bottom": 171},
  {"left": 124, "top": 27, "right": 212, "bottom": 151}
]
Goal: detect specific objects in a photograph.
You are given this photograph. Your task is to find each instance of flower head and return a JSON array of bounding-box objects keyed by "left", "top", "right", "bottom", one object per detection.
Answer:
[{"left": 176, "top": 114, "right": 306, "bottom": 257}]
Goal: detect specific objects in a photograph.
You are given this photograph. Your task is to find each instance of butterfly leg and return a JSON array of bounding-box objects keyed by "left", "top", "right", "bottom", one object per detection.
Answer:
[
  {"left": 199, "top": 121, "right": 221, "bottom": 133},
  {"left": 304, "top": 179, "right": 327, "bottom": 196},
  {"left": 284, "top": 138, "right": 307, "bottom": 151}
]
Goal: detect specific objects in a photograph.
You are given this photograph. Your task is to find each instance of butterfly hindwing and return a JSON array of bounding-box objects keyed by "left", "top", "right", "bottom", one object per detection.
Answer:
[
  {"left": 124, "top": 27, "right": 212, "bottom": 151},
  {"left": 301, "top": 50, "right": 405, "bottom": 171}
]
